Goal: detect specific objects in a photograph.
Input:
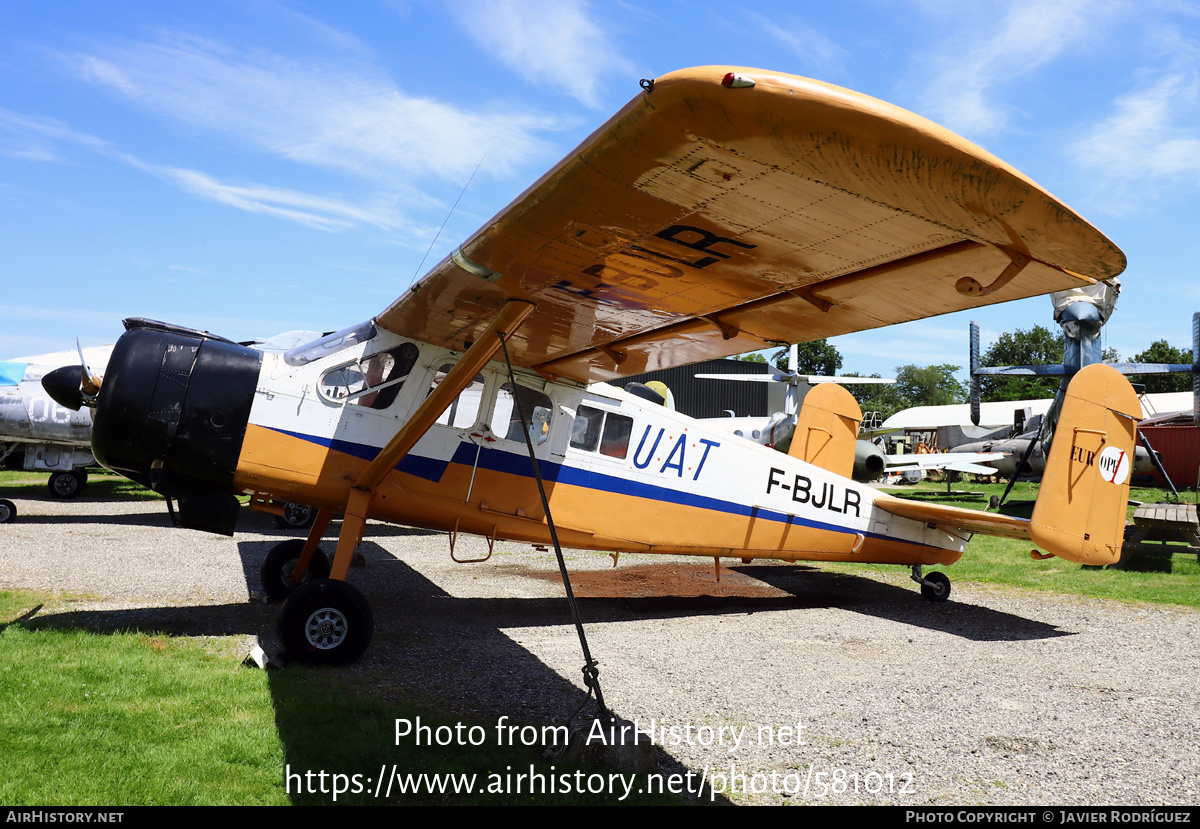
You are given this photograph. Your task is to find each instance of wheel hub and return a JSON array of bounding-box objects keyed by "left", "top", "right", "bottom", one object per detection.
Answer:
[
  {"left": 281, "top": 560, "right": 302, "bottom": 588},
  {"left": 305, "top": 607, "right": 348, "bottom": 649}
]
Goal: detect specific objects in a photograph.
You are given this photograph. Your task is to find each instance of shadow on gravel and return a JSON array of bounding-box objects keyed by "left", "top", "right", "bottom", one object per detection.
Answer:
[
  {"left": 503, "top": 557, "right": 1068, "bottom": 642},
  {"left": 740, "top": 564, "right": 1069, "bottom": 642},
  {"left": 6, "top": 510, "right": 175, "bottom": 526}
]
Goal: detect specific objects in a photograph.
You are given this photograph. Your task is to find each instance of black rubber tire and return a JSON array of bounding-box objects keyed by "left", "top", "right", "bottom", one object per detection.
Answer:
[
  {"left": 260, "top": 539, "right": 331, "bottom": 601},
  {"left": 0, "top": 499, "right": 15, "bottom": 523},
  {"left": 920, "top": 571, "right": 951, "bottom": 602},
  {"left": 48, "top": 470, "right": 84, "bottom": 499},
  {"left": 275, "top": 502, "right": 317, "bottom": 530},
  {"left": 277, "top": 579, "right": 373, "bottom": 666}
]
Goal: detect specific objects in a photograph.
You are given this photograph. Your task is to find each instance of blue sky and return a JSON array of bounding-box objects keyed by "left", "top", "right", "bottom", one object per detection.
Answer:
[{"left": 3, "top": 0, "right": 1200, "bottom": 380}]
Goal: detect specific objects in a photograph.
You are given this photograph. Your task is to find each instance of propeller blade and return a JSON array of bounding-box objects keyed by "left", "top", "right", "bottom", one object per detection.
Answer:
[
  {"left": 694, "top": 373, "right": 789, "bottom": 383},
  {"left": 800, "top": 376, "right": 896, "bottom": 384},
  {"left": 76, "top": 338, "right": 101, "bottom": 399}
]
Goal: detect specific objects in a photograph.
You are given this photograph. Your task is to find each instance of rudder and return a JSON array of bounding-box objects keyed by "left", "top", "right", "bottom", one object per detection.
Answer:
[
  {"left": 789, "top": 383, "right": 862, "bottom": 479},
  {"left": 1030, "top": 364, "right": 1141, "bottom": 565}
]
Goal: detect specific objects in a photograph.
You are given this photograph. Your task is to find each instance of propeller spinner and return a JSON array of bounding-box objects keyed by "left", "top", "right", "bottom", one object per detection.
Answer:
[{"left": 41, "top": 339, "right": 103, "bottom": 411}]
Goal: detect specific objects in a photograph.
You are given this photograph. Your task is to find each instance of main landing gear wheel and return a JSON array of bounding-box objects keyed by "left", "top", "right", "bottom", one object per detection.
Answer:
[
  {"left": 277, "top": 579, "right": 374, "bottom": 666},
  {"left": 260, "top": 539, "right": 331, "bottom": 601},
  {"left": 48, "top": 470, "right": 84, "bottom": 499},
  {"left": 275, "top": 502, "right": 317, "bottom": 530},
  {"left": 0, "top": 499, "right": 15, "bottom": 523},
  {"left": 920, "top": 571, "right": 951, "bottom": 602}
]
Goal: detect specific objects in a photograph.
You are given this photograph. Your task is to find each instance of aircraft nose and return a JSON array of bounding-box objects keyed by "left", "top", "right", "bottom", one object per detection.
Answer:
[
  {"left": 92, "top": 321, "right": 262, "bottom": 535},
  {"left": 42, "top": 365, "right": 86, "bottom": 411}
]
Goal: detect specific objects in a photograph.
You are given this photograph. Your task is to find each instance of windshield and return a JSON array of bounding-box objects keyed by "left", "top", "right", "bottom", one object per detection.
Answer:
[{"left": 283, "top": 321, "right": 377, "bottom": 366}]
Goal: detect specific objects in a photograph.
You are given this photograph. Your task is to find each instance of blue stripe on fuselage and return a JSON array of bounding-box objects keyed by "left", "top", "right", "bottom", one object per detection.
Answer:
[{"left": 265, "top": 426, "right": 907, "bottom": 543}]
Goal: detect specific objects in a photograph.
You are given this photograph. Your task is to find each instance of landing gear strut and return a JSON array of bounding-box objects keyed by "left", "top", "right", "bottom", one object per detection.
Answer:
[{"left": 911, "top": 565, "right": 951, "bottom": 602}]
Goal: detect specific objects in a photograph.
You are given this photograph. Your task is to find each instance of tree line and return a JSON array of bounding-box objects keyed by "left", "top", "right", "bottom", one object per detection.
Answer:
[{"left": 736, "top": 330, "right": 1194, "bottom": 421}]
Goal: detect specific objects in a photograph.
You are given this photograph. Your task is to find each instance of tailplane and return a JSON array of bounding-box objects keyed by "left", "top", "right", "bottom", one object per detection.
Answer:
[{"left": 1030, "top": 364, "right": 1141, "bottom": 565}]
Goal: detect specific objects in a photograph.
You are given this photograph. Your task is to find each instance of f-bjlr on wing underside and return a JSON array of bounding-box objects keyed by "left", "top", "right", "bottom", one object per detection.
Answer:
[{"left": 377, "top": 66, "right": 1124, "bottom": 385}]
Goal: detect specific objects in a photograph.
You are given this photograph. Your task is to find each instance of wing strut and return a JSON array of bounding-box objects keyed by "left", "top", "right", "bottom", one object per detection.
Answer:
[
  {"left": 287, "top": 300, "right": 537, "bottom": 586},
  {"left": 357, "top": 299, "right": 536, "bottom": 490}
]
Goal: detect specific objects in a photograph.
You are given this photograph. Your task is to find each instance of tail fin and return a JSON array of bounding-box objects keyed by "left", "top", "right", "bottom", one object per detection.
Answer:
[
  {"left": 789, "top": 383, "right": 862, "bottom": 479},
  {"left": 1031, "top": 364, "right": 1141, "bottom": 565}
]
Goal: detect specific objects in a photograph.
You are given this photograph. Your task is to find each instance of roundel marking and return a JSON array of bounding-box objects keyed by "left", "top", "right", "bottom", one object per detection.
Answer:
[{"left": 1097, "top": 445, "right": 1129, "bottom": 486}]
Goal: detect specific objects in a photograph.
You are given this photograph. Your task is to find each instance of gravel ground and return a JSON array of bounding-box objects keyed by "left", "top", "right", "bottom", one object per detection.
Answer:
[{"left": 2, "top": 492, "right": 1197, "bottom": 806}]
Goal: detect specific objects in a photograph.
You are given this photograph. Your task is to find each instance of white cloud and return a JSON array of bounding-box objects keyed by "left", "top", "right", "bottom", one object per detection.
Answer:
[
  {"left": 0, "top": 109, "right": 410, "bottom": 232},
  {"left": 157, "top": 168, "right": 401, "bottom": 232},
  {"left": 448, "top": 0, "right": 630, "bottom": 108},
  {"left": 65, "top": 33, "right": 559, "bottom": 182},
  {"left": 1073, "top": 72, "right": 1200, "bottom": 204},
  {"left": 756, "top": 16, "right": 849, "bottom": 82},
  {"left": 910, "top": 0, "right": 1118, "bottom": 136}
]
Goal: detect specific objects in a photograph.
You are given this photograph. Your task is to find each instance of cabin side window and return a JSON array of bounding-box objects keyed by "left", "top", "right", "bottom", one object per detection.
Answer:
[
  {"left": 429, "top": 362, "right": 485, "bottom": 428},
  {"left": 319, "top": 342, "right": 419, "bottom": 410},
  {"left": 491, "top": 381, "right": 553, "bottom": 446},
  {"left": 570, "top": 406, "right": 603, "bottom": 452}
]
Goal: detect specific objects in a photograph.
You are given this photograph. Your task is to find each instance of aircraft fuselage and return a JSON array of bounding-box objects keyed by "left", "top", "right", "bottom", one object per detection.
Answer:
[{"left": 224, "top": 325, "right": 965, "bottom": 566}]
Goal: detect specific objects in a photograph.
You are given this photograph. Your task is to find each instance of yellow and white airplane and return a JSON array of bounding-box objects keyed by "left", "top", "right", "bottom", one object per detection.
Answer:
[{"left": 49, "top": 67, "right": 1141, "bottom": 666}]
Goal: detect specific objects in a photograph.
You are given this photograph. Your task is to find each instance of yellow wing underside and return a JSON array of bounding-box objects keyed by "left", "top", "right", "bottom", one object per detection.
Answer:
[{"left": 378, "top": 66, "right": 1125, "bottom": 385}]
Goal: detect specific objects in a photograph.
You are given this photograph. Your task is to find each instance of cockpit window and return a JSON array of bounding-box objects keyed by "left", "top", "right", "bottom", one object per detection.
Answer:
[
  {"left": 285, "top": 320, "right": 378, "bottom": 366},
  {"left": 319, "top": 342, "right": 419, "bottom": 410}
]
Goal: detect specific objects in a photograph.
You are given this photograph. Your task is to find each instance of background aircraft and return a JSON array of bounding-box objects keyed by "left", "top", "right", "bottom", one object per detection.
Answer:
[
  {"left": 2, "top": 333, "right": 320, "bottom": 524},
  {"left": 696, "top": 344, "right": 899, "bottom": 480},
  {"left": 968, "top": 283, "right": 1195, "bottom": 496},
  {"left": 1, "top": 346, "right": 115, "bottom": 512}
]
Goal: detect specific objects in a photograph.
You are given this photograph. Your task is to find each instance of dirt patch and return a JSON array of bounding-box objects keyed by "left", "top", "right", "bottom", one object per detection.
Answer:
[{"left": 507, "top": 560, "right": 792, "bottom": 599}]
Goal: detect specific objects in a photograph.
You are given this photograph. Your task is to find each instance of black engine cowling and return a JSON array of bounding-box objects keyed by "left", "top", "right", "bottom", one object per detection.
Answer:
[{"left": 92, "top": 319, "right": 261, "bottom": 535}]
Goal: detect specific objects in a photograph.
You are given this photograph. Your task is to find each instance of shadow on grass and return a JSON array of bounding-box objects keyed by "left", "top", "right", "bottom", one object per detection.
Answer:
[{"left": 6, "top": 549, "right": 721, "bottom": 805}]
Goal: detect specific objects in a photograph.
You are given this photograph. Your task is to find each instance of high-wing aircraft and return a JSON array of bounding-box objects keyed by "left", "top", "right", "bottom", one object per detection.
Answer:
[{"left": 46, "top": 67, "right": 1141, "bottom": 667}]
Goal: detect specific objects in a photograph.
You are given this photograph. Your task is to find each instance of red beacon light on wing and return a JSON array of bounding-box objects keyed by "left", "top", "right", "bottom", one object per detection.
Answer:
[{"left": 722, "top": 72, "right": 756, "bottom": 88}]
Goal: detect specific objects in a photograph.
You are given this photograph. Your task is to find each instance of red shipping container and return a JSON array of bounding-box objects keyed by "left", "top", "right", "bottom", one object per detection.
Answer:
[{"left": 1138, "top": 425, "right": 1200, "bottom": 489}]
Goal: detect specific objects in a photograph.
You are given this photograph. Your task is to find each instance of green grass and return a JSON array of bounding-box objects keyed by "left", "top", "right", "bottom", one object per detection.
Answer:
[
  {"left": 0, "top": 591, "right": 684, "bottom": 806},
  {"left": 0, "top": 468, "right": 161, "bottom": 501},
  {"left": 864, "top": 480, "right": 1200, "bottom": 608},
  {"left": 4, "top": 473, "right": 1197, "bottom": 803}
]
